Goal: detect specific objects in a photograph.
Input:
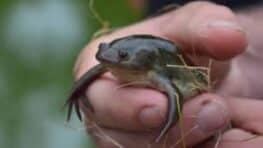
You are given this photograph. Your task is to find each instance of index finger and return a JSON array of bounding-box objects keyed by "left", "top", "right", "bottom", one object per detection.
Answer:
[{"left": 75, "top": 1, "right": 247, "bottom": 79}]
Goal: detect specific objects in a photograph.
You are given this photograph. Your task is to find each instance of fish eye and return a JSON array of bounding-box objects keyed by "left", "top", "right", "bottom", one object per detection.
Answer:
[{"left": 118, "top": 50, "right": 128, "bottom": 59}]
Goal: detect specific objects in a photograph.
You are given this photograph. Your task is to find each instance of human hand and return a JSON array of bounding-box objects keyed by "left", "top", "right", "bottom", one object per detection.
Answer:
[
  {"left": 217, "top": 6, "right": 263, "bottom": 98},
  {"left": 71, "top": 1, "right": 263, "bottom": 148},
  {"left": 204, "top": 6, "right": 263, "bottom": 148}
]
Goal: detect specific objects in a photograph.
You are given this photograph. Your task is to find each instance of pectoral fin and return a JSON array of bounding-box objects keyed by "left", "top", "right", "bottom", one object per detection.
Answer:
[
  {"left": 66, "top": 64, "right": 107, "bottom": 121},
  {"left": 150, "top": 72, "right": 183, "bottom": 142}
]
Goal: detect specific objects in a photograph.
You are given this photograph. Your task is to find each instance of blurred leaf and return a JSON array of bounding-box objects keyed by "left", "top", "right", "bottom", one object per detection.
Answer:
[{"left": 0, "top": 0, "right": 141, "bottom": 148}]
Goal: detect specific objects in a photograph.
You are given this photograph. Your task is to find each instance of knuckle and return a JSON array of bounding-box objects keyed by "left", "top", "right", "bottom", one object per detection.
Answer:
[
  {"left": 184, "top": 1, "right": 235, "bottom": 20},
  {"left": 198, "top": 93, "right": 225, "bottom": 106},
  {"left": 195, "top": 3, "right": 235, "bottom": 19},
  {"left": 185, "top": 1, "right": 216, "bottom": 11}
]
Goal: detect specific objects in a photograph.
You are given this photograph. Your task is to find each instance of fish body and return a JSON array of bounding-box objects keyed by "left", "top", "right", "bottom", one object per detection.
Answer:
[{"left": 66, "top": 35, "right": 207, "bottom": 142}]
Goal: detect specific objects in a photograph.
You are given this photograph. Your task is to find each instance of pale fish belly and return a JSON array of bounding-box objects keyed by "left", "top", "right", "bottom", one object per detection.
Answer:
[{"left": 108, "top": 67, "right": 151, "bottom": 86}]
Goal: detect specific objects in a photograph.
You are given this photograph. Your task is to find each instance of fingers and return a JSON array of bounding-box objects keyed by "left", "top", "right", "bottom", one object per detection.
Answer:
[
  {"left": 220, "top": 129, "right": 263, "bottom": 148},
  {"left": 82, "top": 77, "right": 167, "bottom": 130},
  {"left": 156, "top": 1, "right": 247, "bottom": 60},
  {"left": 114, "top": 1, "right": 247, "bottom": 60},
  {"left": 82, "top": 79, "right": 230, "bottom": 144},
  {"left": 74, "top": 2, "right": 246, "bottom": 145},
  {"left": 196, "top": 97, "right": 263, "bottom": 148},
  {"left": 167, "top": 93, "right": 230, "bottom": 147},
  {"left": 75, "top": 1, "right": 247, "bottom": 78},
  {"left": 226, "top": 97, "right": 263, "bottom": 134},
  {"left": 202, "top": 129, "right": 263, "bottom": 148}
]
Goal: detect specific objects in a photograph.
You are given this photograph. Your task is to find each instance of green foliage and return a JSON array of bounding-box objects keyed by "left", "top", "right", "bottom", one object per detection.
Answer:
[{"left": 0, "top": 1, "right": 141, "bottom": 148}]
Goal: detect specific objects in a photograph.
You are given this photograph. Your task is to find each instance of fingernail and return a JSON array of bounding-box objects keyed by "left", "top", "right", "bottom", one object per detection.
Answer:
[
  {"left": 139, "top": 106, "right": 164, "bottom": 128},
  {"left": 197, "top": 101, "right": 229, "bottom": 132},
  {"left": 205, "top": 20, "right": 244, "bottom": 32}
]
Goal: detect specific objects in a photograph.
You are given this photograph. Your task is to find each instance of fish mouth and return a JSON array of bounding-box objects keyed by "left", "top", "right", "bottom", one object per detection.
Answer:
[{"left": 96, "top": 51, "right": 119, "bottom": 65}]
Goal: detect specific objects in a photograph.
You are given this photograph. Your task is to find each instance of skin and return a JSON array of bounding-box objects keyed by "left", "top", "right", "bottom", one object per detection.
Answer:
[
  {"left": 71, "top": 1, "right": 263, "bottom": 148},
  {"left": 67, "top": 34, "right": 207, "bottom": 142}
]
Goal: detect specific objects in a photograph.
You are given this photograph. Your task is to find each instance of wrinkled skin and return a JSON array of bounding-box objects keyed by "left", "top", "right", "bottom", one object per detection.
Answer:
[{"left": 66, "top": 34, "right": 207, "bottom": 142}]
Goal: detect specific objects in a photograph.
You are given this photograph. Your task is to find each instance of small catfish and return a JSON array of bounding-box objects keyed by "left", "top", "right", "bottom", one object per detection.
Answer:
[{"left": 66, "top": 35, "right": 207, "bottom": 142}]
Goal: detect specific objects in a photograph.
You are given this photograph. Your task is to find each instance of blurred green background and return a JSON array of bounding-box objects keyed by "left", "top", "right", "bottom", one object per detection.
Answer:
[{"left": 0, "top": 0, "right": 141, "bottom": 148}]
